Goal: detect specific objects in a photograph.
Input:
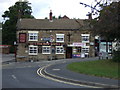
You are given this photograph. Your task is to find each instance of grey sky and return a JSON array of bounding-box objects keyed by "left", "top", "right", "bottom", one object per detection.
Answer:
[{"left": 0, "top": 0, "right": 98, "bottom": 22}]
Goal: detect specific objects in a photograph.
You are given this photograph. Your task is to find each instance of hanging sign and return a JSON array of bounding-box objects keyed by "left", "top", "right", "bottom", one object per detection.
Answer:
[{"left": 19, "top": 33, "right": 26, "bottom": 43}]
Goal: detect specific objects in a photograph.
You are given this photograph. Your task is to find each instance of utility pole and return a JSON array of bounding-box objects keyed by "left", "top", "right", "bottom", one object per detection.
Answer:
[
  {"left": 106, "top": 39, "right": 108, "bottom": 59},
  {"left": 98, "top": 37, "right": 101, "bottom": 59}
]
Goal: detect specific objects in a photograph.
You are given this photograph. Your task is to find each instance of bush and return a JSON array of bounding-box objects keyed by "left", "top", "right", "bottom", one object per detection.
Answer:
[
  {"left": 112, "top": 50, "right": 120, "bottom": 62},
  {"left": 10, "top": 46, "right": 15, "bottom": 53}
]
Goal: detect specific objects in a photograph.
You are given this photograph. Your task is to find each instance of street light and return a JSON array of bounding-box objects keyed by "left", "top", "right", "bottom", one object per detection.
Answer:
[
  {"left": 14, "top": 41, "right": 18, "bottom": 62},
  {"left": 98, "top": 36, "right": 101, "bottom": 59}
]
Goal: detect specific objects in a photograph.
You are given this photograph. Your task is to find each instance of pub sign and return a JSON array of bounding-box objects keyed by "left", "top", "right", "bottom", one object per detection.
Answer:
[{"left": 19, "top": 33, "right": 26, "bottom": 43}]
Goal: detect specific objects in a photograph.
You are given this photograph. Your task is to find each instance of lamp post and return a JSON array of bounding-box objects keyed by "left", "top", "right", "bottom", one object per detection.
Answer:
[
  {"left": 14, "top": 41, "right": 17, "bottom": 62},
  {"left": 98, "top": 36, "right": 103, "bottom": 59}
]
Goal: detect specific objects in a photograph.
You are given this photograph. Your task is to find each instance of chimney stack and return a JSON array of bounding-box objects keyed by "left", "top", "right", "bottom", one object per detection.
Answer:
[
  {"left": 49, "top": 10, "right": 53, "bottom": 21},
  {"left": 88, "top": 13, "right": 92, "bottom": 20}
]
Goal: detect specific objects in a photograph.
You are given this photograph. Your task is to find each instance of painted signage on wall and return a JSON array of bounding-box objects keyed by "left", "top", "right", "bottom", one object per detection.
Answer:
[
  {"left": 73, "top": 43, "right": 85, "bottom": 47},
  {"left": 41, "top": 37, "right": 51, "bottom": 41},
  {"left": 19, "top": 33, "right": 26, "bottom": 43},
  {"left": 41, "top": 35, "right": 54, "bottom": 42},
  {"left": 28, "top": 42, "right": 62, "bottom": 46}
]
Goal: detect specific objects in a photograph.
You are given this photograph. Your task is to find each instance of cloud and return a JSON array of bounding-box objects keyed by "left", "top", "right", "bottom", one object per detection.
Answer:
[
  {"left": 0, "top": 0, "right": 18, "bottom": 22},
  {"left": 30, "top": 0, "right": 51, "bottom": 19},
  {"left": 0, "top": 0, "right": 95, "bottom": 22}
]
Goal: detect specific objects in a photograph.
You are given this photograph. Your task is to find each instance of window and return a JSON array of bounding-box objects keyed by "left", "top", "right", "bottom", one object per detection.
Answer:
[
  {"left": 76, "top": 47, "right": 81, "bottom": 53},
  {"left": 56, "top": 34, "right": 64, "bottom": 42},
  {"left": 81, "top": 34, "right": 90, "bottom": 42},
  {"left": 28, "top": 31, "right": 38, "bottom": 41},
  {"left": 56, "top": 46, "right": 64, "bottom": 54},
  {"left": 29, "top": 45, "right": 38, "bottom": 55},
  {"left": 82, "top": 48, "right": 89, "bottom": 53},
  {"left": 42, "top": 46, "right": 51, "bottom": 54}
]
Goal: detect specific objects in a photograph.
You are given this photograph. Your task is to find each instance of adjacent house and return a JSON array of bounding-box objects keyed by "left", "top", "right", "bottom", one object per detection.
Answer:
[{"left": 16, "top": 11, "right": 95, "bottom": 61}]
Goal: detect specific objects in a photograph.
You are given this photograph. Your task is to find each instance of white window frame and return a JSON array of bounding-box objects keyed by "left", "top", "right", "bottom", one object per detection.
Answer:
[
  {"left": 56, "top": 34, "right": 64, "bottom": 42},
  {"left": 42, "top": 46, "right": 51, "bottom": 54},
  {"left": 28, "top": 31, "right": 38, "bottom": 41},
  {"left": 56, "top": 46, "right": 64, "bottom": 54},
  {"left": 82, "top": 48, "right": 89, "bottom": 53},
  {"left": 29, "top": 45, "right": 38, "bottom": 55},
  {"left": 81, "top": 34, "right": 90, "bottom": 42}
]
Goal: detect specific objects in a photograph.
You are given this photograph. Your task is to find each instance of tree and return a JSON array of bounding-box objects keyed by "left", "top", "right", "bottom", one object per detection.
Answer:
[
  {"left": 80, "top": 1, "right": 119, "bottom": 60},
  {"left": 2, "top": 1, "right": 34, "bottom": 45},
  {"left": 91, "top": 1, "right": 119, "bottom": 61},
  {"left": 80, "top": 0, "right": 119, "bottom": 41},
  {"left": 91, "top": 1, "right": 119, "bottom": 41}
]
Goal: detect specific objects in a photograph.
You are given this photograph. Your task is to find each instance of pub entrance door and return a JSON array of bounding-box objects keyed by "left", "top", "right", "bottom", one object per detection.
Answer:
[{"left": 66, "top": 47, "right": 72, "bottom": 58}]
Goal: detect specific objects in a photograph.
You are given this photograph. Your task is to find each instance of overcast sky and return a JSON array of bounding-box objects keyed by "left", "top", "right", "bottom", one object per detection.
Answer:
[{"left": 0, "top": 0, "right": 99, "bottom": 22}]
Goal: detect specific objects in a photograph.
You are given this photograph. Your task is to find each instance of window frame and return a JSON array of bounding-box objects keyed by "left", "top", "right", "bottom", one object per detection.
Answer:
[
  {"left": 42, "top": 46, "right": 51, "bottom": 54},
  {"left": 29, "top": 45, "right": 38, "bottom": 55},
  {"left": 82, "top": 48, "right": 89, "bottom": 53},
  {"left": 81, "top": 34, "right": 90, "bottom": 42},
  {"left": 56, "top": 46, "right": 64, "bottom": 54},
  {"left": 56, "top": 34, "right": 64, "bottom": 42},
  {"left": 28, "top": 31, "right": 38, "bottom": 41}
]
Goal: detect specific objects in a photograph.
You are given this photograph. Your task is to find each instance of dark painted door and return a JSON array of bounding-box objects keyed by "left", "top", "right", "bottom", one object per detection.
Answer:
[{"left": 66, "top": 47, "right": 72, "bottom": 58}]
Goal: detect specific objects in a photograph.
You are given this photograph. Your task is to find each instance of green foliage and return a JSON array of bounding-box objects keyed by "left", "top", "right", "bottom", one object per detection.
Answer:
[
  {"left": 9, "top": 46, "right": 15, "bottom": 53},
  {"left": 2, "top": 1, "right": 34, "bottom": 45},
  {"left": 91, "top": 2, "right": 119, "bottom": 41},
  {"left": 112, "top": 50, "right": 120, "bottom": 62}
]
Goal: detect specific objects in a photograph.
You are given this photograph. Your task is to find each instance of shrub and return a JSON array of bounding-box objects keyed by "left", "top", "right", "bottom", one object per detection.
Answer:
[
  {"left": 10, "top": 46, "right": 15, "bottom": 53},
  {"left": 112, "top": 50, "right": 120, "bottom": 62}
]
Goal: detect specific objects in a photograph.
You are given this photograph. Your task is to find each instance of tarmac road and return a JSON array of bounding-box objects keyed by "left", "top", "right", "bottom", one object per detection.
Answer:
[
  {"left": 2, "top": 66, "right": 84, "bottom": 88},
  {"left": 45, "top": 61, "right": 119, "bottom": 88},
  {"left": 2, "top": 55, "right": 119, "bottom": 89},
  {"left": 2, "top": 59, "right": 87, "bottom": 88}
]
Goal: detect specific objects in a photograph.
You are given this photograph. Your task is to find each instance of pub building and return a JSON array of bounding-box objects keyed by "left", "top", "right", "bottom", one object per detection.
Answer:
[{"left": 16, "top": 11, "right": 95, "bottom": 61}]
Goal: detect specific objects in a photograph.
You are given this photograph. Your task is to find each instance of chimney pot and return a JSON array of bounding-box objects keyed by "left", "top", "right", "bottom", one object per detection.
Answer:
[
  {"left": 49, "top": 10, "right": 53, "bottom": 21},
  {"left": 88, "top": 13, "right": 92, "bottom": 20}
]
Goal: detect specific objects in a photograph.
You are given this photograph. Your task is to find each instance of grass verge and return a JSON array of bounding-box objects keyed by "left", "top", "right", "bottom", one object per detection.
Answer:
[{"left": 67, "top": 59, "right": 120, "bottom": 79}]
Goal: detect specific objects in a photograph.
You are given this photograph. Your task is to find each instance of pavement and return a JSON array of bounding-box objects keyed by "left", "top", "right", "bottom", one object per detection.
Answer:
[{"left": 1, "top": 54, "right": 15, "bottom": 63}]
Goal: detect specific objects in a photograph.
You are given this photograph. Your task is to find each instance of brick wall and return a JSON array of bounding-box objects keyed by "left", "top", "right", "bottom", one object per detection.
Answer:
[{"left": 16, "top": 29, "right": 95, "bottom": 61}]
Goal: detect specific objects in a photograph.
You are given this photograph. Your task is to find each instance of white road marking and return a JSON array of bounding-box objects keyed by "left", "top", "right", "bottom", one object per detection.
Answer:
[
  {"left": 37, "top": 66, "right": 99, "bottom": 88},
  {"left": 11, "top": 75, "right": 17, "bottom": 80},
  {"left": 11, "top": 75, "right": 19, "bottom": 82},
  {"left": 52, "top": 69, "right": 60, "bottom": 71}
]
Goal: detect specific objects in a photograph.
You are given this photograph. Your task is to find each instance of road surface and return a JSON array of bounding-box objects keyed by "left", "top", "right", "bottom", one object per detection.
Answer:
[{"left": 2, "top": 59, "right": 87, "bottom": 88}]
